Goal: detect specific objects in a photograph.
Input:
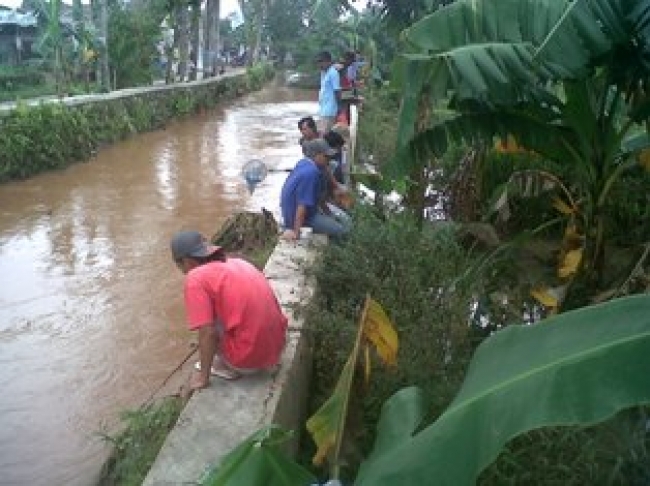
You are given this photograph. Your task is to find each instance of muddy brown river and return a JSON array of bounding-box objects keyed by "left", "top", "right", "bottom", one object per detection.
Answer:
[{"left": 0, "top": 83, "right": 316, "bottom": 485}]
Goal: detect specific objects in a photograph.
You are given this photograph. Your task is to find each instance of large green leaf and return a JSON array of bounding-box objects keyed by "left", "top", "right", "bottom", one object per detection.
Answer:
[
  {"left": 393, "top": 0, "right": 650, "bottom": 149},
  {"left": 355, "top": 294, "right": 650, "bottom": 486},
  {"left": 200, "top": 425, "right": 315, "bottom": 486}
]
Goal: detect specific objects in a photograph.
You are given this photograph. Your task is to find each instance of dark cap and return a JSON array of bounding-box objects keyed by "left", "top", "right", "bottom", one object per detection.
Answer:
[
  {"left": 170, "top": 230, "right": 222, "bottom": 261},
  {"left": 303, "top": 138, "right": 336, "bottom": 158}
]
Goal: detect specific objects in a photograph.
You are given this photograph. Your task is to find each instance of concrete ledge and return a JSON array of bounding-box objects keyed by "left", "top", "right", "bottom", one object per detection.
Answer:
[
  {"left": 143, "top": 236, "right": 325, "bottom": 485},
  {"left": 0, "top": 69, "right": 248, "bottom": 115}
]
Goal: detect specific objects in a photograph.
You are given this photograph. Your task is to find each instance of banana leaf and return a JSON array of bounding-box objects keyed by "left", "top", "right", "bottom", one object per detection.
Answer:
[
  {"left": 355, "top": 294, "right": 650, "bottom": 486},
  {"left": 201, "top": 425, "right": 315, "bottom": 486}
]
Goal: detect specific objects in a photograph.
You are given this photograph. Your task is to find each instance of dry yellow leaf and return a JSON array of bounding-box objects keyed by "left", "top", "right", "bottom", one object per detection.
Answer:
[
  {"left": 639, "top": 149, "right": 650, "bottom": 171},
  {"left": 531, "top": 287, "right": 559, "bottom": 309},
  {"left": 559, "top": 248, "right": 583, "bottom": 279},
  {"left": 362, "top": 298, "right": 399, "bottom": 367},
  {"left": 553, "top": 197, "right": 575, "bottom": 215},
  {"left": 312, "top": 435, "right": 335, "bottom": 466},
  {"left": 363, "top": 344, "right": 371, "bottom": 387}
]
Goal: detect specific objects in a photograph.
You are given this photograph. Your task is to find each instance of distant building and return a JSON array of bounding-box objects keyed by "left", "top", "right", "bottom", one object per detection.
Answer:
[{"left": 0, "top": 6, "right": 38, "bottom": 64}]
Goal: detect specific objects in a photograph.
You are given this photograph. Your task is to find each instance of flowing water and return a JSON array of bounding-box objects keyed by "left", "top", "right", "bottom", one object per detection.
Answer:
[{"left": 0, "top": 83, "right": 316, "bottom": 485}]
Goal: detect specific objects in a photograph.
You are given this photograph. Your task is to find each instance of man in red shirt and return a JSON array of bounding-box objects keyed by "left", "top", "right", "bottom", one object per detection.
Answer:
[{"left": 171, "top": 230, "right": 288, "bottom": 390}]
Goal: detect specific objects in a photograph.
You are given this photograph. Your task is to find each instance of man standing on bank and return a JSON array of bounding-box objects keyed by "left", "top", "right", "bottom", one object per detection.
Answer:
[
  {"left": 280, "top": 139, "right": 349, "bottom": 240},
  {"left": 171, "top": 230, "right": 288, "bottom": 390},
  {"left": 316, "top": 50, "right": 341, "bottom": 133}
]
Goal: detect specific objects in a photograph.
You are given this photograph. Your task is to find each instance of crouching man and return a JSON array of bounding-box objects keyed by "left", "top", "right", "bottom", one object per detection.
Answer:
[{"left": 171, "top": 230, "right": 288, "bottom": 390}]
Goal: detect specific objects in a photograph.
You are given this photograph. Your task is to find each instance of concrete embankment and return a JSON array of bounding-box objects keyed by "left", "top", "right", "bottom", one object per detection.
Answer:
[{"left": 143, "top": 236, "right": 325, "bottom": 485}]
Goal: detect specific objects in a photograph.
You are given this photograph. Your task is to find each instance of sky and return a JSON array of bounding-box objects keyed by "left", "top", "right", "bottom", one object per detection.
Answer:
[{"left": 0, "top": 0, "right": 241, "bottom": 18}]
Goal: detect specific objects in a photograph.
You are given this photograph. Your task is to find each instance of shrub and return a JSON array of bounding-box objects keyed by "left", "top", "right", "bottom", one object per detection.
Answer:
[{"left": 303, "top": 207, "right": 480, "bottom": 476}]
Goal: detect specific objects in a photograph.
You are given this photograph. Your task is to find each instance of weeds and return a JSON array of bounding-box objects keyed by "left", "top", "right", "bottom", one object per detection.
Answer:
[
  {"left": 97, "top": 397, "right": 184, "bottom": 486},
  {"left": 302, "top": 206, "right": 481, "bottom": 478}
]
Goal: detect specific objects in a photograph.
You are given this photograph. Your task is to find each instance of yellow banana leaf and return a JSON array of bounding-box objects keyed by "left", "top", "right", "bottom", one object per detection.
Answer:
[
  {"left": 639, "top": 149, "right": 650, "bottom": 171},
  {"left": 552, "top": 197, "right": 575, "bottom": 215},
  {"left": 558, "top": 248, "right": 583, "bottom": 279},
  {"left": 362, "top": 297, "right": 399, "bottom": 367},
  {"left": 531, "top": 285, "right": 568, "bottom": 313},
  {"left": 364, "top": 344, "right": 371, "bottom": 387},
  {"left": 306, "top": 296, "right": 399, "bottom": 473},
  {"left": 563, "top": 224, "right": 583, "bottom": 246},
  {"left": 306, "top": 352, "right": 356, "bottom": 467},
  {"left": 495, "top": 134, "right": 525, "bottom": 154}
]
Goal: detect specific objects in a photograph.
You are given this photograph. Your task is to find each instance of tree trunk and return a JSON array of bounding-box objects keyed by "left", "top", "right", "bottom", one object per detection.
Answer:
[
  {"left": 72, "top": 0, "right": 84, "bottom": 80},
  {"left": 177, "top": 3, "right": 190, "bottom": 81},
  {"left": 189, "top": 0, "right": 201, "bottom": 81},
  {"left": 250, "top": 0, "right": 267, "bottom": 64},
  {"left": 203, "top": 0, "right": 214, "bottom": 76},
  {"left": 98, "top": 0, "right": 110, "bottom": 90},
  {"left": 213, "top": 0, "right": 220, "bottom": 74}
]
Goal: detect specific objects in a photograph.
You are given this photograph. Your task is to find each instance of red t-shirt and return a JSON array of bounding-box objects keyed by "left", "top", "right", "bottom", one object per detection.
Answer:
[{"left": 183, "top": 258, "right": 288, "bottom": 369}]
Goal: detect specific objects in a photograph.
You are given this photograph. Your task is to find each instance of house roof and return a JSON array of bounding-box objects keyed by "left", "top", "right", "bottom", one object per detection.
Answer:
[{"left": 0, "top": 9, "right": 37, "bottom": 27}]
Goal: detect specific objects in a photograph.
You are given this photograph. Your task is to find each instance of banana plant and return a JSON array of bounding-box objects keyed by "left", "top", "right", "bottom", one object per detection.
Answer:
[
  {"left": 390, "top": 0, "right": 650, "bottom": 293},
  {"left": 36, "top": 0, "right": 66, "bottom": 95},
  {"left": 355, "top": 293, "right": 650, "bottom": 485}
]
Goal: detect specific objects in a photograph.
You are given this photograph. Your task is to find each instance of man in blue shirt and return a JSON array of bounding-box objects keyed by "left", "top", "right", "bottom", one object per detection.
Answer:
[
  {"left": 316, "top": 51, "right": 341, "bottom": 133},
  {"left": 280, "top": 139, "right": 348, "bottom": 240}
]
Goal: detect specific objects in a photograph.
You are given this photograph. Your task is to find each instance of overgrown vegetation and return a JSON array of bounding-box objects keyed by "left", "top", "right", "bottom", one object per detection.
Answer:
[
  {"left": 0, "top": 63, "right": 274, "bottom": 183},
  {"left": 302, "top": 206, "right": 480, "bottom": 481},
  {"left": 98, "top": 396, "right": 184, "bottom": 486}
]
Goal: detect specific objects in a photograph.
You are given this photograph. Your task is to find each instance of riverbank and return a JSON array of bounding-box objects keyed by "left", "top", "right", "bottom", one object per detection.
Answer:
[{"left": 0, "top": 64, "right": 274, "bottom": 183}]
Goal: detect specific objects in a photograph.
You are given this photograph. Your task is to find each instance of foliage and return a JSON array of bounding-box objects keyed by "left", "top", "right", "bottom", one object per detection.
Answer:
[
  {"left": 98, "top": 397, "right": 184, "bottom": 486},
  {"left": 201, "top": 426, "right": 316, "bottom": 486},
  {"left": 307, "top": 296, "right": 398, "bottom": 477},
  {"left": 0, "top": 65, "right": 46, "bottom": 93},
  {"left": 304, "top": 207, "right": 478, "bottom": 478},
  {"left": 479, "top": 408, "right": 650, "bottom": 485},
  {"left": 355, "top": 294, "right": 650, "bottom": 485},
  {"left": 107, "top": 1, "right": 164, "bottom": 89},
  {"left": 389, "top": 0, "right": 650, "bottom": 306},
  {"left": 266, "top": 0, "right": 315, "bottom": 61},
  {"left": 357, "top": 85, "right": 400, "bottom": 171},
  {"left": 34, "top": 0, "right": 67, "bottom": 95}
]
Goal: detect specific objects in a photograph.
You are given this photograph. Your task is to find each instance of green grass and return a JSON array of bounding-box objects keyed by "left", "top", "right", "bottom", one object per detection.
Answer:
[{"left": 98, "top": 397, "right": 184, "bottom": 486}]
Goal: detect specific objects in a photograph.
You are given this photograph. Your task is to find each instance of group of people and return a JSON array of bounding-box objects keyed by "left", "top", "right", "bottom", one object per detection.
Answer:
[
  {"left": 168, "top": 49, "right": 362, "bottom": 392},
  {"left": 280, "top": 116, "right": 352, "bottom": 241},
  {"left": 279, "top": 49, "right": 362, "bottom": 241}
]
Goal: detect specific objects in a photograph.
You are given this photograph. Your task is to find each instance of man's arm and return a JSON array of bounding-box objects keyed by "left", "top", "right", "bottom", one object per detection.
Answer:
[
  {"left": 192, "top": 324, "right": 218, "bottom": 389},
  {"left": 293, "top": 204, "right": 307, "bottom": 235},
  {"left": 282, "top": 204, "right": 307, "bottom": 241}
]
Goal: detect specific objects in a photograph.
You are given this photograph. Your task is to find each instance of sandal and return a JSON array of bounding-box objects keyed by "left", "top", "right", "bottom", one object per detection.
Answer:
[{"left": 194, "top": 361, "right": 241, "bottom": 381}]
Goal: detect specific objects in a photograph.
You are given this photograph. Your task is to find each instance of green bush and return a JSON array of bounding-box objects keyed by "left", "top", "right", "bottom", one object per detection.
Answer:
[
  {"left": 303, "top": 207, "right": 480, "bottom": 476},
  {"left": 479, "top": 407, "right": 650, "bottom": 485},
  {"left": 98, "top": 397, "right": 183, "bottom": 486},
  {"left": 0, "top": 65, "right": 45, "bottom": 91}
]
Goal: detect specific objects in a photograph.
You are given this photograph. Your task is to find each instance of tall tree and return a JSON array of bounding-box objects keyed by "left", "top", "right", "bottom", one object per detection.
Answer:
[
  {"left": 90, "top": 0, "right": 110, "bottom": 90},
  {"left": 188, "top": 0, "right": 201, "bottom": 80},
  {"left": 203, "top": 0, "right": 220, "bottom": 75}
]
